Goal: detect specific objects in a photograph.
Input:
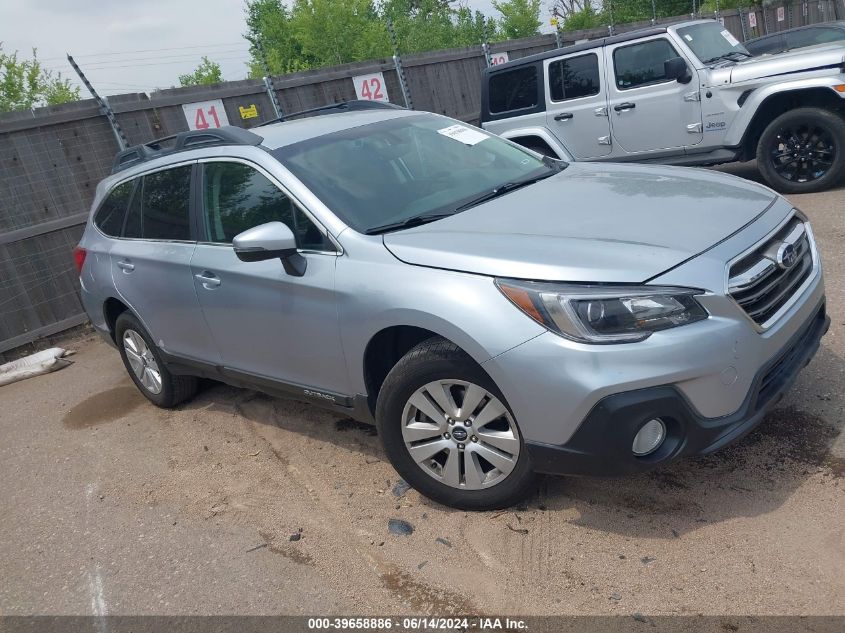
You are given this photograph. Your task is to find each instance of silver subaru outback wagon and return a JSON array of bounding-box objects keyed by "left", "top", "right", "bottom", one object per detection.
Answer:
[{"left": 75, "top": 101, "right": 829, "bottom": 510}]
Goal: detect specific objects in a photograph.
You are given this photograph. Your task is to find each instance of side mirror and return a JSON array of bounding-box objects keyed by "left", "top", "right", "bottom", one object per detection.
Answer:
[
  {"left": 664, "top": 57, "right": 692, "bottom": 84},
  {"left": 232, "top": 221, "right": 306, "bottom": 276}
]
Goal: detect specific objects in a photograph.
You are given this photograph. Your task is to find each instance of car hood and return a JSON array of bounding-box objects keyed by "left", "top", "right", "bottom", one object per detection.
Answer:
[
  {"left": 382, "top": 162, "right": 777, "bottom": 283},
  {"left": 712, "top": 44, "right": 845, "bottom": 84}
]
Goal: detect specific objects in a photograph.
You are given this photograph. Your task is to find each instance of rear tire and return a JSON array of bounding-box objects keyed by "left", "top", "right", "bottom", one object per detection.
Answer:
[
  {"left": 756, "top": 107, "right": 845, "bottom": 193},
  {"left": 115, "top": 312, "right": 197, "bottom": 408},
  {"left": 375, "top": 337, "right": 535, "bottom": 510}
]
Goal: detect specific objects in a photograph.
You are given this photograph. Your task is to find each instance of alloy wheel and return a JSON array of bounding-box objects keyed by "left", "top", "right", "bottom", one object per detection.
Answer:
[
  {"left": 122, "top": 329, "right": 163, "bottom": 395},
  {"left": 769, "top": 124, "right": 836, "bottom": 183},
  {"left": 400, "top": 380, "right": 520, "bottom": 490}
]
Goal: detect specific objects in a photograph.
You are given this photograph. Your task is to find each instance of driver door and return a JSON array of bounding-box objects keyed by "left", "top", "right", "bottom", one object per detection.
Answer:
[
  {"left": 605, "top": 36, "right": 702, "bottom": 156},
  {"left": 189, "top": 159, "right": 348, "bottom": 396}
]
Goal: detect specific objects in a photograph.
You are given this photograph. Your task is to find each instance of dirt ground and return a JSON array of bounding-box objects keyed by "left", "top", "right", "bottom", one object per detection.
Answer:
[{"left": 1, "top": 164, "right": 843, "bottom": 617}]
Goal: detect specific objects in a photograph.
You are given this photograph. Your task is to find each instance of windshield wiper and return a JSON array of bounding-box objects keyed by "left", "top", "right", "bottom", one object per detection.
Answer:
[
  {"left": 703, "top": 50, "right": 752, "bottom": 64},
  {"left": 455, "top": 169, "right": 560, "bottom": 213},
  {"left": 365, "top": 211, "right": 456, "bottom": 235}
]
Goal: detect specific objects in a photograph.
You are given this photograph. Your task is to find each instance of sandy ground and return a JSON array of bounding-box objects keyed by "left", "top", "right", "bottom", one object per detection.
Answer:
[{"left": 1, "top": 166, "right": 843, "bottom": 616}]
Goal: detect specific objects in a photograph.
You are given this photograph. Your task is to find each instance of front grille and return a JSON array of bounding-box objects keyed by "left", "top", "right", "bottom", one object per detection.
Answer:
[{"left": 728, "top": 217, "right": 814, "bottom": 327}]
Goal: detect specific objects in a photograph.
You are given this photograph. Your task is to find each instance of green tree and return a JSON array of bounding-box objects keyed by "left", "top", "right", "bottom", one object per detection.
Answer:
[
  {"left": 492, "top": 0, "right": 542, "bottom": 39},
  {"left": 561, "top": 3, "right": 605, "bottom": 31},
  {"left": 290, "top": 0, "right": 388, "bottom": 67},
  {"left": 382, "top": 0, "right": 466, "bottom": 53},
  {"left": 245, "top": 0, "right": 311, "bottom": 75},
  {"left": 178, "top": 56, "right": 223, "bottom": 86},
  {"left": 0, "top": 45, "right": 79, "bottom": 112},
  {"left": 243, "top": 0, "right": 505, "bottom": 75}
]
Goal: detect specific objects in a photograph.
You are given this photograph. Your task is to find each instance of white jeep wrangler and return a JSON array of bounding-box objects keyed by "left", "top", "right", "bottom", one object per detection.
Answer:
[{"left": 481, "top": 19, "right": 845, "bottom": 193}]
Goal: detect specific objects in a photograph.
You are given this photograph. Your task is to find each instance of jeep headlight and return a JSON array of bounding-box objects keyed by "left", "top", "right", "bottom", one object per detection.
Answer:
[{"left": 496, "top": 279, "right": 708, "bottom": 343}]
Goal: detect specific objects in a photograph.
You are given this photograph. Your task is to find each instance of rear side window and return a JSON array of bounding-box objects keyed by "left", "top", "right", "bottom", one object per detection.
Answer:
[
  {"left": 614, "top": 39, "right": 679, "bottom": 89},
  {"left": 94, "top": 181, "right": 134, "bottom": 236},
  {"left": 785, "top": 27, "right": 845, "bottom": 50},
  {"left": 202, "top": 162, "right": 333, "bottom": 251},
  {"left": 746, "top": 35, "right": 785, "bottom": 56},
  {"left": 549, "top": 53, "right": 601, "bottom": 101},
  {"left": 489, "top": 66, "right": 538, "bottom": 113}
]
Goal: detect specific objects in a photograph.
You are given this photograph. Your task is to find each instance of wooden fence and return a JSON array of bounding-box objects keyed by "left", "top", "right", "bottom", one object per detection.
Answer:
[{"left": 0, "top": 1, "right": 842, "bottom": 359}]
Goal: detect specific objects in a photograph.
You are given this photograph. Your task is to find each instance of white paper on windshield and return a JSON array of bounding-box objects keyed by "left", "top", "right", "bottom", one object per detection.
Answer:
[
  {"left": 437, "top": 124, "right": 488, "bottom": 145},
  {"left": 684, "top": 34, "right": 693, "bottom": 42},
  {"left": 721, "top": 29, "right": 740, "bottom": 47}
]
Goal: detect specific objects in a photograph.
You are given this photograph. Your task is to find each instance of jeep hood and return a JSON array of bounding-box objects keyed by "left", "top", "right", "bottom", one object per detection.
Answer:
[
  {"left": 382, "top": 162, "right": 777, "bottom": 283},
  {"left": 712, "top": 44, "right": 845, "bottom": 84}
]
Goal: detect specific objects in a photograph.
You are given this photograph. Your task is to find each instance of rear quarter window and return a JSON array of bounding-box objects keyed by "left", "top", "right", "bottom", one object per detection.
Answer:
[
  {"left": 488, "top": 65, "right": 539, "bottom": 113},
  {"left": 93, "top": 180, "right": 134, "bottom": 237}
]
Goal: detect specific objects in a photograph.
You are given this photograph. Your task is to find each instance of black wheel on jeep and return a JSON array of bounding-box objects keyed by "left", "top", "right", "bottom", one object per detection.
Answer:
[
  {"left": 375, "top": 337, "right": 535, "bottom": 510},
  {"left": 756, "top": 107, "right": 845, "bottom": 194},
  {"left": 115, "top": 312, "right": 198, "bottom": 408}
]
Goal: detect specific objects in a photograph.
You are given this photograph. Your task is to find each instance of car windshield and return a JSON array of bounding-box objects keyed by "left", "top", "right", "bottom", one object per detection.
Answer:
[
  {"left": 676, "top": 22, "right": 751, "bottom": 64},
  {"left": 272, "top": 114, "right": 555, "bottom": 234}
]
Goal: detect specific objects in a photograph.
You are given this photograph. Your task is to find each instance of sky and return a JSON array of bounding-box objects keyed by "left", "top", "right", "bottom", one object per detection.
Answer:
[{"left": 1, "top": 0, "right": 555, "bottom": 97}]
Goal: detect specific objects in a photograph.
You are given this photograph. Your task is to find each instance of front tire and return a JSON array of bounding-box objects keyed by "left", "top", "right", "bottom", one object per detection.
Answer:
[
  {"left": 756, "top": 107, "right": 845, "bottom": 193},
  {"left": 376, "top": 337, "right": 535, "bottom": 510},
  {"left": 115, "top": 312, "right": 197, "bottom": 408}
]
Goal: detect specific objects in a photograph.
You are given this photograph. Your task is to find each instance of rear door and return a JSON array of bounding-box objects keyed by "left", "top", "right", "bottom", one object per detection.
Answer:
[
  {"left": 605, "top": 36, "right": 702, "bottom": 155},
  {"left": 544, "top": 50, "right": 611, "bottom": 159},
  {"left": 189, "top": 159, "right": 347, "bottom": 395},
  {"left": 110, "top": 163, "right": 218, "bottom": 362}
]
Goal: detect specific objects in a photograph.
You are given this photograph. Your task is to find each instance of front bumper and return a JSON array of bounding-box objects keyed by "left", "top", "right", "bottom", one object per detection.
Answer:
[{"left": 525, "top": 301, "right": 829, "bottom": 476}]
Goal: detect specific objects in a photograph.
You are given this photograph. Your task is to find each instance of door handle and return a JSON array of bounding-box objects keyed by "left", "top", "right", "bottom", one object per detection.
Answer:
[
  {"left": 614, "top": 102, "right": 636, "bottom": 112},
  {"left": 194, "top": 272, "right": 221, "bottom": 289},
  {"left": 116, "top": 260, "right": 135, "bottom": 272},
  {"left": 554, "top": 112, "right": 574, "bottom": 121}
]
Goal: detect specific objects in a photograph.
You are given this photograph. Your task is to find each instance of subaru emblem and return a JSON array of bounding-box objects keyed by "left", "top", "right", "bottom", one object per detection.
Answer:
[{"left": 776, "top": 242, "right": 798, "bottom": 270}]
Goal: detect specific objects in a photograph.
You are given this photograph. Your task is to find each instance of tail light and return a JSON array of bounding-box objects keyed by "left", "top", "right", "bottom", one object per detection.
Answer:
[{"left": 73, "top": 246, "right": 87, "bottom": 275}]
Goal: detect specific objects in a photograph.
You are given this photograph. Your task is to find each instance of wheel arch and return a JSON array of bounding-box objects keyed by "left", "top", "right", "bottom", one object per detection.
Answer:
[
  {"left": 731, "top": 85, "right": 845, "bottom": 158},
  {"left": 103, "top": 297, "right": 131, "bottom": 343},
  {"left": 361, "top": 321, "right": 493, "bottom": 417},
  {"left": 498, "top": 127, "right": 571, "bottom": 160}
]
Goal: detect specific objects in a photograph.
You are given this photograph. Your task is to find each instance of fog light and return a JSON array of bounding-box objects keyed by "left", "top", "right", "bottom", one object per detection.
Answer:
[{"left": 632, "top": 418, "right": 666, "bottom": 456}]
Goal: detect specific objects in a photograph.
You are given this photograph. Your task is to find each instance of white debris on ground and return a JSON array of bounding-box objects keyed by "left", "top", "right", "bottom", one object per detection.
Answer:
[{"left": 0, "top": 348, "right": 74, "bottom": 387}]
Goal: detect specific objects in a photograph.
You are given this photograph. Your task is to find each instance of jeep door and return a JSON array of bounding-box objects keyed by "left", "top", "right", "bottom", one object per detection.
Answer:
[
  {"left": 605, "top": 35, "right": 703, "bottom": 156},
  {"left": 189, "top": 159, "right": 348, "bottom": 395},
  {"left": 544, "top": 50, "right": 611, "bottom": 159},
  {"left": 109, "top": 163, "right": 219, "bottom": 362}
]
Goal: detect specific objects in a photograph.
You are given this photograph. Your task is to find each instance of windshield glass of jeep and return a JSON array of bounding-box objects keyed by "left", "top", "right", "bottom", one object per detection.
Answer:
[
  {"left": 676, "top": 22, "right": 750, "bottom": 63},
  {"left": 272, "top": 114, "right": 553, "bottom": 234}
]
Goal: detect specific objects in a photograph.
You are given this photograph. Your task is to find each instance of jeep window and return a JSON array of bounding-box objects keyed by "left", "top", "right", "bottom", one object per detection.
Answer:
[
  {"left": 94, "top": 180, "right": 134, "bottom": 237},
  {"left": 201, "top": 161, "right": 333, "bottom": 251},
  {"left": 745, "top": 35, "right": 786, "bottom": 56},
  {"left": 488, "top": 66, "right": 538, "bottom": 113},
  {"left": 273, "top": 114, "right": 552, "bottom": 234},
  {"left": 122, "top": 166, "right": 192, "bottom": 241},
  {"left": 614, "top": 39, "right": 679, "bottom": 89},
  {"left": 676, "top": 22, "right": 750, "bottom": 64},
  {"left": 549, "top": 53, "right": 600, "bottom": 101},
  {"left": 783, "top": 27, "right": 845, "bottom": 51}
]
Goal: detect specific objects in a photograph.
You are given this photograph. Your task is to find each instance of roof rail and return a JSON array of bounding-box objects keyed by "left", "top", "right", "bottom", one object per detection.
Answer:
[
  {"left": 256, "top": 99, "right": 404, "bottom": 128},
  {"left": 112, "top": 126, "right": 264, "bottom": 174}
]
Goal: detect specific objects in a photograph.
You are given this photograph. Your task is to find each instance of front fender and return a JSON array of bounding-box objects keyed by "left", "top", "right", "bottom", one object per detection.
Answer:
[
  {"left": 334, "top": 245, "right": 545, "bottom": 395},
  {"left": 724, "top": 76, "right": 845, "bottom": 146}
]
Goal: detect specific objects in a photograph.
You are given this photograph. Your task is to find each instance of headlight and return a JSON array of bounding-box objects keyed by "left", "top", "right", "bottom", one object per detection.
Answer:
[{"left": 496, "top": 279, "right": 708, "bottom": 343}]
